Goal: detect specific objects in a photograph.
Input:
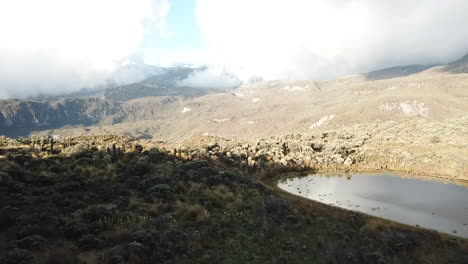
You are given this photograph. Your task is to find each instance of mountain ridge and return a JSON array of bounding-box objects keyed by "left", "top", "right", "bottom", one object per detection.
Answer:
[{"left": 1, "top": 54, "right": 467, "bottom": 139}]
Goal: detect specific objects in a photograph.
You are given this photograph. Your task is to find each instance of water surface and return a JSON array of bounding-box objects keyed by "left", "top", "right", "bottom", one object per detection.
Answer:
[{"left": 278, "top": 173, "right": 468, "bottom": 238}]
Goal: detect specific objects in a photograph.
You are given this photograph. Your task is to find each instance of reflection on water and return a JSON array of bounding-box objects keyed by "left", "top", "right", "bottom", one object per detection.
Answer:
[{"left": 278, "top": 173, "right": 468, "bottom": 238}]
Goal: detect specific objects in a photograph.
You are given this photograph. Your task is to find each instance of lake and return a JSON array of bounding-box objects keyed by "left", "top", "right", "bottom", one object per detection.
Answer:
[{"left": 278, "top": 173, "right": 468, "bottom": 238}]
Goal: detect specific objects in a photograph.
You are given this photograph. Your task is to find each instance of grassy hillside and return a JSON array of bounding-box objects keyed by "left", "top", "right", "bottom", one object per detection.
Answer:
[{"left": 0, "top": 136, "right": 466, "bottom": 263}]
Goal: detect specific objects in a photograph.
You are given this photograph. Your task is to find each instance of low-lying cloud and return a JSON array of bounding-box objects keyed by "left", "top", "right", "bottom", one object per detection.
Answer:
[
  {"left": 2, "top": 1, "right": 468, "bottom": 99},
  {"left": 177, "top": 66, "right": 241, "bottom": 89},
  {"left": 0, "top": 0, "right": 169, "bottom": 99},
  {"left": 196, "top": 0, "right": 468, "bottom": 80}
]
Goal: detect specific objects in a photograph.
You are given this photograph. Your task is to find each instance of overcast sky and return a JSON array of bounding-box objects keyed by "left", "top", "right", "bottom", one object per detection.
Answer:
[{"left": 1, "top": 0, "right": 468, "bottom": 98}]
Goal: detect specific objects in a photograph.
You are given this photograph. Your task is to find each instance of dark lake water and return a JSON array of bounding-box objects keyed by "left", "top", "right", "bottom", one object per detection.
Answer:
[{"left": 278, "top": 173, "right": 468, "bottom": 238}]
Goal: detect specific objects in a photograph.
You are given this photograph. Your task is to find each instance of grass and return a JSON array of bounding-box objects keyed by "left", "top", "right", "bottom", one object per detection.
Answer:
[{"left": 0, "top": 136, "right": 466, "bottom": 264}]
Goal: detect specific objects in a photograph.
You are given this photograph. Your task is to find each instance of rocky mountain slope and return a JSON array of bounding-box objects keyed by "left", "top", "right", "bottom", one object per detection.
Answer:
[
  {"left": 444, "top": 53, "right": 468, "bottom": 73},
  {"left": 0, "top": 66, "right": 222, "bottom": 136},
  {"left": 1, "top": 54, "right": 467, "bottom": 142},
  {"left": 29, "top": 62, "right": 467, "bottom": 142},
  {"left": 0, "top": 98, "right": 120, "bottom": 137}
]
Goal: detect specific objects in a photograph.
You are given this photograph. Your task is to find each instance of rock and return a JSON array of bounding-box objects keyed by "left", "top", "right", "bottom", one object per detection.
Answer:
[{"left": 344, "top": 157, "right": 354, "bottom": 166}]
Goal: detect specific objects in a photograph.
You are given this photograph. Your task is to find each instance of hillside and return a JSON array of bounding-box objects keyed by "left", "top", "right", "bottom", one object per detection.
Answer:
[
  {"left": 1, "top": 56, "right": 467, "bottom": 264},
  {"left": 1, "top": 54, "right": 467, "bottom": 142},
  {"left": 0, "top": 136, "right": 466, "bottom": 263},
  {"left": 444, "top": 53, "right": 468, "bottom": 73},
  {"left": 29, "top": 62, "right": 467, "bottom": 142},
  {"left": 0, "top": 98, "right": 120, "bottom": 137}
]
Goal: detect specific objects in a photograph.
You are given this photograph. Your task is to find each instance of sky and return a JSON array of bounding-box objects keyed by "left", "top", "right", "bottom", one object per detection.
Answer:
[
  {"left": 143, "top": 0, "right": 206, "bottom": 66},
  {"left": 1, "top": 0, "right": 468, "bottom": 98}
]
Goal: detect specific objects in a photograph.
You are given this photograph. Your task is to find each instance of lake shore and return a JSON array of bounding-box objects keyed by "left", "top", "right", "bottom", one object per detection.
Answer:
[{"left": 278, "top": 173, "right": 468, "bottom": 239}]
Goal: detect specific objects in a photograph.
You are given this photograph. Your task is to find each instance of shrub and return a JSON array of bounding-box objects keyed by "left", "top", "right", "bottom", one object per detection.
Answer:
[
  {"left": 264, "top": 196, "right": 295, "bottom": 223},
  {"left": 147, "top": 184, "right": 173, "bottom": 200},
  {"left": 148, "top": 147, "right": 165, "bottom": 163},
  {"left": 125, "top": 160, "right": 151, "bottom": 176},
  {"left": 78, "top": 234, "right": 103, "bottom": 250},
  {"left": 133, "top": 230, "right": 157, "bottom": 244},
  {"left": 0, "top": 171, "right": 12, "bottom": 186},
  {"left": 159, "top": 229, "right": 189, "bottom": 260},
  {"left": 13, "top": 235, "right": 47, "bottom": 250},
  {"left": 62, "top": 143, "right": 89, "bottom": 156},
  {"left": 174, "top": 200, "right": 210, "bottom": 224},
  {"left": 7, "top": 153, "right": 32, "bottom": 165},
  {"left": 0, "top": 206, "right": 20, "bottom": 227},
  {"left": 1, "top": 248, "right": 34, "bottom": 264},
  {"left": 63, "top": 221, "right": 91, "bottom": 239},
  {"left": 81, "top": 207, "right": 112, "bottom": 223}
]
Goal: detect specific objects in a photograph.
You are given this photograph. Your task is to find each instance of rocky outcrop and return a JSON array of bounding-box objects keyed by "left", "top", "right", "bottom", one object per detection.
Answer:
[
  {"left": 158, "top": 118, "right": 468, "bottom": 182},
  {"left": 2, "top": 116, "right": 466, "bottom": 183}
]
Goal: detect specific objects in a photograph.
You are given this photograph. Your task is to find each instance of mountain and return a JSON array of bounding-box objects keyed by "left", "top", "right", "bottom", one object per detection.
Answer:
[
  {"left": 104, "top": 83, "right": 210, "bottom": 102},
  {"left": 1, "top": 54, "right": 468, "bottom": 140},
  {"left": 103, "top": 66, "right": 214, "bottom": 102},
  {"left": 444, "top": 53, "right": 468, "bottom": 73},
  {"left": 0, "top": 65, "right": 226, "bottom": 137},
  {"left": 364, "top": 64, "right": 436, "bottom": 80},
  {"left": 28, "top": 64, "right": 216, "bottom": 101},
  {"left": 0, "top": 98, "right": 120, "bottom": 137}
]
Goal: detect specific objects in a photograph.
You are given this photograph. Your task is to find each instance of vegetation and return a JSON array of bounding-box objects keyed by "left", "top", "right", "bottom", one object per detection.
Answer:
[{"left": 0, "top": 136, "right": 466, "bottom": 264}]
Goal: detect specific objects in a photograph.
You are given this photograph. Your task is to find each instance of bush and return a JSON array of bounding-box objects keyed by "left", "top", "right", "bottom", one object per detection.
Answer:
[
  {"left": 264, "top": 196, "right": 295, "bottom": 223},
  {"left": 160, "top": 229, "right": 189, "bottom": 257},
  {"left": 124, "top": 160, "right": 151, "bottom": 176},
  {"left": 81, "top": 207, "right": 112, "bottom": 223},
  {"left": 13, "top": 235, "right": 47, "bottom": 250},
  {"left": 1, "top": 248, "right": 34, "bottom": 264},
  {"left": 0, "top": 171, "right": 12, "bottom": 186},
  {"left": 148, "top": 147, "right": 165, "bottom": 163},
  {"left": 147, "top": 184, "right": 173, "bottom": 200},
  {"left": 0, "top": 206, "right": 20, "bottom": 227},
  {"left": 63, "top": 221, "right": 91, "bottom": 239},
  {"left": 63, "top": 143, "right": 89, "bottom": 156},
  {"left": 78, "top": 234, "right": 103, "bottom": 250},
  {"left": 7, "top": 153, "right": 32, "bottom": 165}
]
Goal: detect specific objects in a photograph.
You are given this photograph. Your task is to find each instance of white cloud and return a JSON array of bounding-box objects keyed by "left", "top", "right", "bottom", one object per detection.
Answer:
[
  {"left": 177, "top": 65, "right": 241, "bottom": 89},
  {"left": 0, "top": 0, "right": 170, "bottom": 99},
  {"left": 196, "top": 0, "right": 468, "bottom": 80}
]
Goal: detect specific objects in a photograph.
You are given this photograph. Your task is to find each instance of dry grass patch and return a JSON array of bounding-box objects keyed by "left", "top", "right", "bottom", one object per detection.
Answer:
[{"left": 174, "top": 200, "right": 210, "bottom": 224}]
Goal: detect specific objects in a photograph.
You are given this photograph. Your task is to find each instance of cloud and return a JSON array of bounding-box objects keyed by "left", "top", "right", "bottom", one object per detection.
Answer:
[
  {"left": 195, "top": 0, "right": 468, "bottom": 80},
  {"left": 177, "top": 66, "right": 241, "bottom": 89},
  {"left": 0, "top": 0, "right": 170, "bottom": 99}
]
